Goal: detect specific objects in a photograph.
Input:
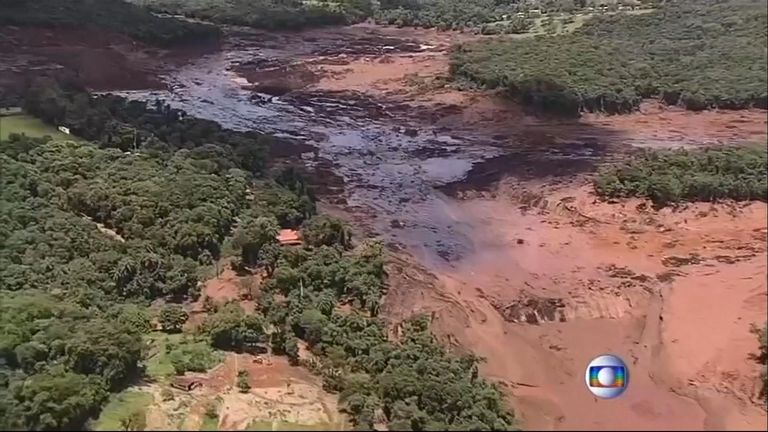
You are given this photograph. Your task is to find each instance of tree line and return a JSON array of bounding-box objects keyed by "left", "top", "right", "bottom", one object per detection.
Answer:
[
  {"left": 451, "top": 0, "right": 768, "bottom": 116},
  {"left": 0, "top": 78, "right": 317, "bottom": 429},
  {"left": 1, "top": 0, "right": 220, "bottom": 46},
  {"left": 593, "top": 145, "right": 768, "bottom": 207},
  {"left": 1, "top": 79, "right": 516, "bottom": 430},
  {"left": 135, "top": 0, "right": 372, "bottom": 30}
]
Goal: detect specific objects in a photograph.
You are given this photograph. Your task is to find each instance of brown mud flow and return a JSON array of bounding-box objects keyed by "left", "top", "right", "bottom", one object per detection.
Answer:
[{"left": 99, "top": 23, "right": 766, "bottom": 431}]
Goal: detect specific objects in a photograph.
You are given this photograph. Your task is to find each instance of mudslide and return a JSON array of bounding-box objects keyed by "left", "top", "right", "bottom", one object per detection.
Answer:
[{"left": 99, "top": 24, "right": 766, "bottom": 430}]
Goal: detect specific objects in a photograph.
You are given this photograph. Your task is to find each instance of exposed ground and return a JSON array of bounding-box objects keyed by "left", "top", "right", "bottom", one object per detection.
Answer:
[
  {"left": 294, "top": 24, "right": 768, "bottom": 431},
  {"left": 0, "top": 113, "right": 75, "bottom": 140},
  {"left": 382, "top": 181, "right": 767, "bottom": 430},
  {"left": 138, "top": 353, "right": 345, "bottom": 431},
  {"left": 4, "top": 20, "right": 765, "bottom": 431}
]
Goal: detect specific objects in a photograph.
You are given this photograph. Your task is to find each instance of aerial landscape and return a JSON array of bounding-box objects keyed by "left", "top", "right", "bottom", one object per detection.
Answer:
[{"left": 0, "top": 0, "right": 766, "bottom": 431}]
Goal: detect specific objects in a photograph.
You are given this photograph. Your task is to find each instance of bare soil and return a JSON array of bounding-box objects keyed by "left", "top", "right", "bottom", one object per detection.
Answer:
[
  {"left": 142, "top": 354, "right": 344, "bottom": 431},
  {"left": 302, "top": 25, "right": 768, "bottom": 431}
]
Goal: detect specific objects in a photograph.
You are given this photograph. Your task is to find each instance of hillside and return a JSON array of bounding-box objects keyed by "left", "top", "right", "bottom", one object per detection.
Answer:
[
  {"left": 0, "top": 0, "right": 220, "bottom": 46},
  {"left": 451, "top": 0, "right": 768, "bottom": 116},
  {"left": 0, "top": 79, "right": 516, "bottom": 430}
]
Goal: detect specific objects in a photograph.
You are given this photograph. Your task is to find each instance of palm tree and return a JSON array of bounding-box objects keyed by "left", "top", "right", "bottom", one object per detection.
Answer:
[{"left": 112, "top": 258, "right": 136, "bottom": 287}]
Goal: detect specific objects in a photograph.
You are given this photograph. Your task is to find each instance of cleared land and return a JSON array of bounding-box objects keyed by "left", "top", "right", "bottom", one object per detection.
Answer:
[
  {"left": 0, "top": 113, "right": 75, "bottom": 140},
  {"left": 92, "top": 390, "right": 153, "bottom": 431}
]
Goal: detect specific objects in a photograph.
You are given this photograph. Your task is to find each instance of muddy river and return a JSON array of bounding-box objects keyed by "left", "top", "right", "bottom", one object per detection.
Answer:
[
  {"left": 115, "top": 26, "right": 768, "bottom": 431},
  {"left": 118, "top": 30, "right": 531, "bottom": 270}
]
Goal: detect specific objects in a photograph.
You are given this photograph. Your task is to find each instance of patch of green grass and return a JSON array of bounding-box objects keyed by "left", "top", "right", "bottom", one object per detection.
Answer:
[
  {"left": 92, "top": 390, "right": 153, "bottom": 431},
  {"left": 145, "top": 332, "right": 184, "bottom": 380},
  {"left": 145, "top": 332, "right": 223, "bottom": 380},
  {"left": 201, "top": 415, "right": 219, "bottom": 431},
  {"left": 0, "top": 114, "right": 75, "bottom": 141}
]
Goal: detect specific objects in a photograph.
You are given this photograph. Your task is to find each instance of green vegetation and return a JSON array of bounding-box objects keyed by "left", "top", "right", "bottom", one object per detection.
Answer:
[
  {"left": 201, "top": 414, "right": 220, "bottom": 431},
  {"left": 594, "top": 146, "right": 768, "bottom": 206},
  {"left": 373, "top": 0, "right": 655, "bottom": 32},
  {"left": 201, "top": 399, "right": 220, "bottom": 430},
  {"left": 145, "top": 333, "right": 183, "bottom": 379},
  {"left": 374, "top": 0, "right": 524, "bottom": 31},
  {"left": 167, "top": 338, "right": 222, "bottom": 376},
  {"left": 451, "top": 0, "right": 768, "bottom": 116},
  {"left": 237, "top": 370, "right": 251, "bottom": 393},
  {"left": 92, "top": 390, "right": 152, "bottom": 431},
  {"left": 1, "top": 77, "right": 515, "bottom": 429},
  {"left": 0, "top": 0, "right": 219, "bottom": 46},
  {"left": 0, "top": 114, "right": 75, "bottom": 141},
  {"left": 0, "top": 78, "right": 317, "bottom": 429},
  {"left": 752, "top": 323, "right": 767, "bottom": 404},
  {"left": 160, "top": 304, "right": 190, "bottom": 333},
  {"left": 135, "top": 0, "right": 371, "bottom": 30}
]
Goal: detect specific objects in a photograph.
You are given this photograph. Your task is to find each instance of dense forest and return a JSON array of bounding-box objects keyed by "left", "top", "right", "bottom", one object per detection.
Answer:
[
  {"left": 451, "top": 0, "right": 768, "bottom": 116},
  {"left": 0, "top": 0, "right": 220, "bottom": 46},
  {"left": 593, "top": 146, "right": 768, "bottom": 206},
  {"left": 0, "top": 79, "right": 515, "bottom": 430},
  {"left": 134, "top": 0, "right": 372, "bottom": 30}
]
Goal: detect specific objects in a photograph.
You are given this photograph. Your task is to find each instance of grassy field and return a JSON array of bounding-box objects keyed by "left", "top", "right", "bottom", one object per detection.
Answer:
[
  {"left": 0, "top": 113, "right": 75, "bottom": 141},
  {"left": 200, "top": 415, "right": 220, "bottom": 431},
  {"left": 92, "top": 390, "right": 154, "bottom": 431},
  {"left": 145, "top": 332, "right": 184, "bottom": 380}
]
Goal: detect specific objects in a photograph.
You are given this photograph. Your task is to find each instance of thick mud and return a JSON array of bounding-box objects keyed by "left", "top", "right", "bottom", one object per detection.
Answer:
[{"left": 36, "top": 23, "right": 766, "bottom": 431}]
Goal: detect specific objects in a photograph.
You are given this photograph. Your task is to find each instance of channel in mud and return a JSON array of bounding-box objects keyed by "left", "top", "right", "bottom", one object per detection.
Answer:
[{"left": 115, "top": 26, "right": 624, "bottom": 269}]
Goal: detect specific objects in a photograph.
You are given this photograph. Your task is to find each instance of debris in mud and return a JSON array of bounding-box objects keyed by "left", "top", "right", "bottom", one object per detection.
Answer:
[
  {"left": 662, "top": 253, "right": 704, "bottom": 267},
  {"left": 390, "top": 219, "right": 405, "bottom": 228},
  {"left": 656, "top": 269, "right": 686, "bottom": 283},
  {"left": 603, "top": 264, "right": 652, "bottom": 283},
  {"left": 233, "top": 61, "right": 319, "bottom": 96},
  {"left": 310, "top": 35, "right": 425, "bottom": 57},
  {"left": 712, "top": 253, "right": 756, "bottom": 264},
  {"left": 493, "top": 291, "right": 567, "bottom": 325}
]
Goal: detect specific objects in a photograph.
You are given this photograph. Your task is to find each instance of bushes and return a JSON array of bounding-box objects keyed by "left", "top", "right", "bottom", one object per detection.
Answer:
[
  {"left": 0, "top": 81, "right": 319, "bottom": 428},
  {"left": 451, "top": 0, "right": 768, "bottom": 116},
  {"left": 594, "top": 146, "right": 768, "bottom": 206},
  {"left": 252, "top": 224, "right": 515, "bottom": 429},
  {"left": 167, "top": 339, "right": 221, "bottom": 375},
  {"left": 752, "top": 323, "right": 767, "bottom": 403}
]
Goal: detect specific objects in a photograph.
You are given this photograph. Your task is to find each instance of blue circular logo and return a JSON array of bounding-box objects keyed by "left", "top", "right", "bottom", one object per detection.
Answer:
[{"left": 585, "top": 354, "right": 629, "bottom": 399}]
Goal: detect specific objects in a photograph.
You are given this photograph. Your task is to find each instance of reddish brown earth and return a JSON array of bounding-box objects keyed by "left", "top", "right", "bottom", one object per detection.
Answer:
[
  {"left": 306, "top": 25, "right": 768, "bottom": 431},
  {"left": 5, "top": 22, "right": 764, "bottom": 431}
]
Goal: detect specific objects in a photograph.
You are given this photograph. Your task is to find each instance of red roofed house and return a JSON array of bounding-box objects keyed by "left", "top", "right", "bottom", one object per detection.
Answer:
[{"left": 277, "top": 229, "right": 302, "bottom": 246}]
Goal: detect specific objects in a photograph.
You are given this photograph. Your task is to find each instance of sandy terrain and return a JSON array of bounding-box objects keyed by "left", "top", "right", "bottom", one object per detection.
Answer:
[
  {"left": 304, "top": 26, "right": 768, "bottom": 431},
  {"left": 381, "top": 180, "right": 767, "bottom": 430},
  {"left": 142, "top": 353, "right": 344, "bottom": 431}
]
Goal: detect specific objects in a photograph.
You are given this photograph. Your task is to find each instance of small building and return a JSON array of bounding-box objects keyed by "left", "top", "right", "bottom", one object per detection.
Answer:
[
  {"left": 276, "top": 229, "right": 302, "bottom": 246},
  {"left": 57, "top": 126, "right": 71, "bottom": 135},
  {"left": 171, "top": 377, "right": 203, "bottom": 392}
]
